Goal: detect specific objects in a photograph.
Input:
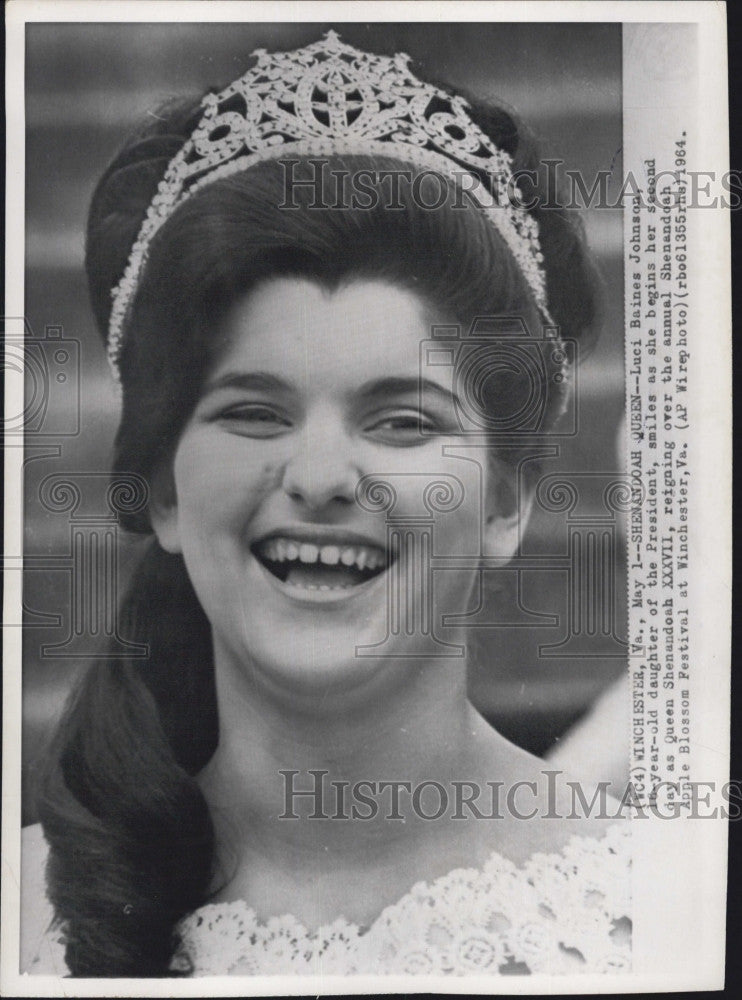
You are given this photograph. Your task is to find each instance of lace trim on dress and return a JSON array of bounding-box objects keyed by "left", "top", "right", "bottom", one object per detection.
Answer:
[{"left": 171, "top": 823, "right": 631, "bottom": 976}]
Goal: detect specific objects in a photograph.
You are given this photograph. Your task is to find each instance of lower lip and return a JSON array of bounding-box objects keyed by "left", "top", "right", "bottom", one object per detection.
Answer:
[{"left": 252, "top": 555, "right": 391, "bottom": 605}]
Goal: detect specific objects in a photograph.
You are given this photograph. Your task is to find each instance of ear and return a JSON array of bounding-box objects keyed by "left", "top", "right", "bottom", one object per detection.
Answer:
[
  {"left": 148, "top": 463, "right": 182, "bottom": 554},
  {"left": 482, "top": 464, "right": 534, "bottom": 562}
]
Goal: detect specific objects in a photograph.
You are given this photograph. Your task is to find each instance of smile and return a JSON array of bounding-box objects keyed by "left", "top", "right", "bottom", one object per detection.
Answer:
[{"left": 252, "top": 535, "right": 390, "bottom": 591}]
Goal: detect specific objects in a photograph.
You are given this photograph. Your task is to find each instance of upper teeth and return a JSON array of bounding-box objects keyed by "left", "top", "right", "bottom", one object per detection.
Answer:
[{"left": 260, "top": 539, "right": 385, "bottom": 570}]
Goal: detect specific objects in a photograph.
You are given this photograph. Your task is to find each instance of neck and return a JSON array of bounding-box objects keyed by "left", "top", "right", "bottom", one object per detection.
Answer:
[{"left": 198, "top": 639, "right": 498, "bottom": 870}]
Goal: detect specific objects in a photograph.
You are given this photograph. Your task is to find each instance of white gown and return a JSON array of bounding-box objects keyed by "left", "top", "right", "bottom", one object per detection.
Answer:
[{"left": 20, "top": 821, "right": 631, "bottom": 977}]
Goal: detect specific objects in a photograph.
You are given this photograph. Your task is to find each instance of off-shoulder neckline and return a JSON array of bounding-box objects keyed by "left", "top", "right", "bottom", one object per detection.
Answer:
[{"left": 178, "top": 820, "right": 631, "bottom": 941}]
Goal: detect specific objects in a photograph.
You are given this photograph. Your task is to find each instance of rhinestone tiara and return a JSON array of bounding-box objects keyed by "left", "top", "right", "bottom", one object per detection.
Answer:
[{"left": 107, "top": 30, "right": 555, "bottom": 383}]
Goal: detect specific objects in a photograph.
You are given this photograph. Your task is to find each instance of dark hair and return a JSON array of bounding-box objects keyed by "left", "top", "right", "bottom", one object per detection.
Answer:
[{"left": 38, "top": 71, "right": 600, "bottom": 976}]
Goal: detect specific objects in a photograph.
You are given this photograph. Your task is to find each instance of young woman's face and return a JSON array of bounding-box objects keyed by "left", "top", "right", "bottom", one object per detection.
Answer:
[{"left": 152, "top": 278, "right": 520, "bottom": 703}]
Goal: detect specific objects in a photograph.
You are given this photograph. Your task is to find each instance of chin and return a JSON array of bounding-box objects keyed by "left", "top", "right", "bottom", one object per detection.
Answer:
[
  {"left": 238, "top": 630, "right": 404, "bottom": 708},
  {"left": 198, "top": 534, "right": 473, "bottom": 708}
]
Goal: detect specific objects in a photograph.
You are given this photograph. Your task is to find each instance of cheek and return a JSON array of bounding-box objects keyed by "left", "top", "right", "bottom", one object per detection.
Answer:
[{"left": 172, "top": 436, "right": 284, "bottom": 529}]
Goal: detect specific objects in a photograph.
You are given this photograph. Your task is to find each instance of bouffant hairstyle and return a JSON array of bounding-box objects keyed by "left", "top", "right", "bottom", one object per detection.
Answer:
[{"left": 39, "top": 70, "right": 599, "bottom": 976}]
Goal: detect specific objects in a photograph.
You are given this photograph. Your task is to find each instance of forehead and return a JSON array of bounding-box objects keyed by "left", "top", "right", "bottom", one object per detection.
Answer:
[{"left": 211, "top": 277, "right": 439, "bottom": 384}]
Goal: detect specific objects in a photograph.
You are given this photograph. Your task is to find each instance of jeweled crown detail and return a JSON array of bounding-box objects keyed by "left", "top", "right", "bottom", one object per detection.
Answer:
[{"left": 108, "top": 31, "right": 552, "bottom": 382}]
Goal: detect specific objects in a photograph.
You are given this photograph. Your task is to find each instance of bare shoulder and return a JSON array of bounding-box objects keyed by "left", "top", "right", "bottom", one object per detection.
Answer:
[
  {"left": 20, "top": 823, "right": 68, "bottom": 975},
  {"left": 474, "top": 737, "right": 629, "bottom": 866}
]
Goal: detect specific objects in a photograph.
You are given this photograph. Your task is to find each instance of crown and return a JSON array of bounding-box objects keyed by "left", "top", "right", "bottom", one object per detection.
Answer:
[{"left": 107, "top": 31, "right": 554, "bottom": 383}]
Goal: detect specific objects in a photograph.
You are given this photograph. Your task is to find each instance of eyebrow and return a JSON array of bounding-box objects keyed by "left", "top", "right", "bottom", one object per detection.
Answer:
[
  {"left": 201, "top": 371, "right": 292, "bottom": 394},
  {"left": 356, "top": 377, "right": 459, "bottom": 408},
  {"left": 201, "top": 372, "right": 459, "bottom": 407}
]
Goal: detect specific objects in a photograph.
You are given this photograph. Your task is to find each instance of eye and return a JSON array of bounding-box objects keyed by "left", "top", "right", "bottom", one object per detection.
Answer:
[
  {"left": 364, "top": 410, "right": 441, "bottom": 445},
  {"left": 217, "top": 403, "right": 292, "bottom": 437}
]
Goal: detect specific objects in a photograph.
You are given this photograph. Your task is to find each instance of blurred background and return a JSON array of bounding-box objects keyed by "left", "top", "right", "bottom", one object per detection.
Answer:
[{"left": 22, "top": 22, "right": 626, "bottom": 824}]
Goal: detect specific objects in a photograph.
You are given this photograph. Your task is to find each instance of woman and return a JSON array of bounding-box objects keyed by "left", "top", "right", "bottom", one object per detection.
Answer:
[{"left": 23, "top": 32, "right": 630, "bottom": 978}]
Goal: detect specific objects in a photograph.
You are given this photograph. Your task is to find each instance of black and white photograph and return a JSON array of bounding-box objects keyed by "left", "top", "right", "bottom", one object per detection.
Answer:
[{"left": 2, "top": 2, "right": 730, "bottom": 994}]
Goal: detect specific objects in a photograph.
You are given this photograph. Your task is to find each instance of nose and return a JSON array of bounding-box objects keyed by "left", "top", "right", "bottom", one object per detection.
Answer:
[{"left": 281, "top": 408, "right": 359, "bottom": 510}]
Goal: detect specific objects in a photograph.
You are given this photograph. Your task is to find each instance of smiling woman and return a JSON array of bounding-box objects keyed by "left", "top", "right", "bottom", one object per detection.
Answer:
[
  {"left": 152, "top": 278, "right": 499, "bottom": 696},
  {"left": 24, "top": 32, "right": 631, "bottom": 979}
]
